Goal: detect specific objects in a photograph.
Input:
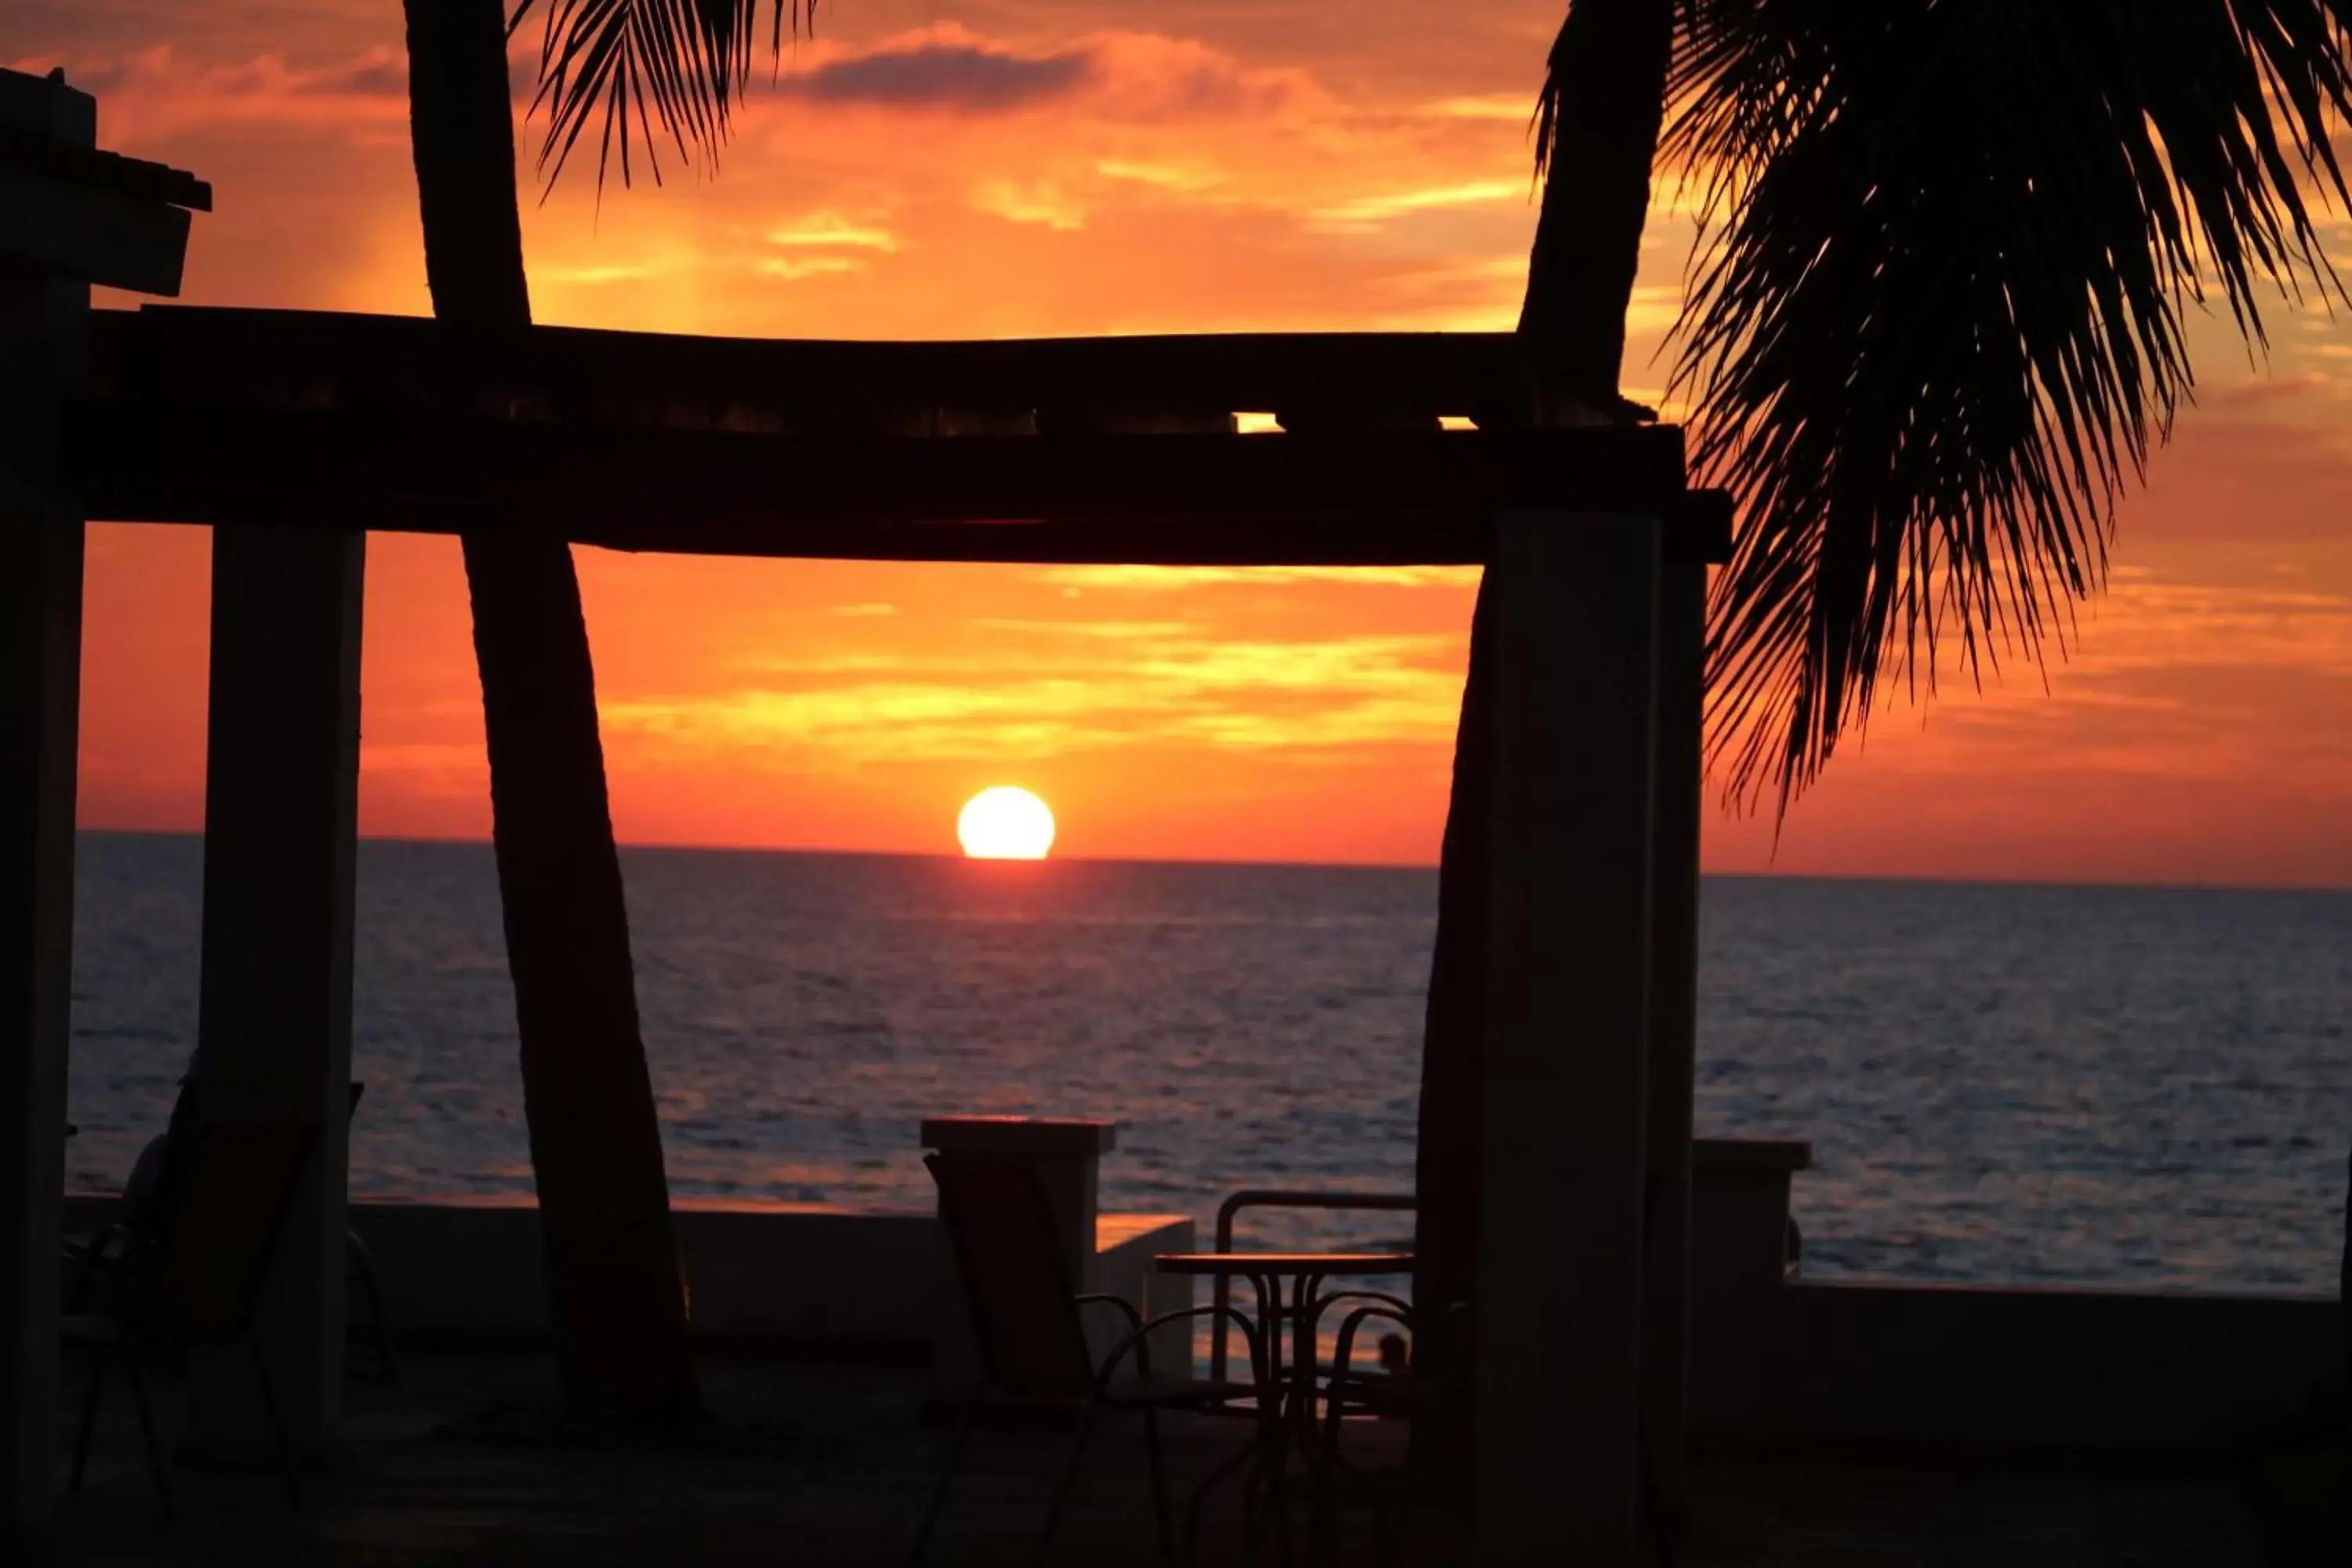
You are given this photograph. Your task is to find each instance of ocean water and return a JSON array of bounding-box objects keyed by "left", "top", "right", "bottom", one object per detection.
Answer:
[{"left": 65, "top": 832, "right": 2351, "bottom": 1295}]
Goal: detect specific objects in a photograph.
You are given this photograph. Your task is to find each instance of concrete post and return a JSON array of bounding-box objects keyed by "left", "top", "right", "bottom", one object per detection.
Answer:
[
  {"left": 1687, "top": 1137, "right": 1809, "bottom": 1435},
  {"left": 1640, "top": 557, "right": 1706, "bottom": 1525},
  {"left": 0, "top": 71, "right": 93, "bottom": 1552},
  {"left": 187, "top": 523, "right": 365, "bottom": 1461},
  {"left": 920, "top": 1116, "right": 1115, "bottom": 1399},
  {"left": 1473, "top": 511, "right": 1659, "bottom": 1566},
  {"left": 920, "top": 1116, "right": 1113, "bottom": 1272}
]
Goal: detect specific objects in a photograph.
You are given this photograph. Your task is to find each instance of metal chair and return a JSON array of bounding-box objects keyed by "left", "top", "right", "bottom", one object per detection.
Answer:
[
  {"left": 912, "top": 1152, "right": 1272, "bottom": 1567},
  {"left": 1308, "top": 1298, "right": 1468, "bottom": 1568},
  {"left": 1206, "top": 1189, "right": 1416, "bottom": 1386},
  {"left": 63, "top": 1116, "right": 319, "bottom": 1518}
]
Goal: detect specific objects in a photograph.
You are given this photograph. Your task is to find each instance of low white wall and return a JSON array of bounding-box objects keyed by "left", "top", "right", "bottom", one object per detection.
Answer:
[
  {"left": 68, "top": 1188, "right": 1196, "bottom": 1376},
  {"left": 351, "top": 1198, "right": 951, "bottom": 1344},
  {"left": 1677, "top": 1145, "right": 2344, "bottom": 1453},
  {"left": 333, "top": 1198, "right": 1192, "bottom": 1363},
  {"left": 1740, "top": 1280, "right": 2343, "bottom": 1453}
]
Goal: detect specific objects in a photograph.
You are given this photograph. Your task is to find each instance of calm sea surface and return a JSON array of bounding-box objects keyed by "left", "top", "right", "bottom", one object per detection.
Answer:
[{"left": 66, "top": 832, "right": 2351, "bottom": 1294}]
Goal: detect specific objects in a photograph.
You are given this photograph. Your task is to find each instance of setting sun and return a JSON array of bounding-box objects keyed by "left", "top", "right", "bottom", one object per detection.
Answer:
[{"left": 956, "top": 786, "right": 1057, "bottom": 861}]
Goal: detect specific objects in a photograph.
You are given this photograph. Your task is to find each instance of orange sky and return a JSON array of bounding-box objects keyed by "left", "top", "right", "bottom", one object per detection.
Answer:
[{"left": 19, "top": 2, "right": 2352, "bottom": 884}]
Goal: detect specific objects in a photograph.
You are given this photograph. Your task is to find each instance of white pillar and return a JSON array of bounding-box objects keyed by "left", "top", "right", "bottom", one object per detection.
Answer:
[
  {"left": 1473, "top": 510, "right": 1660, "bottom": 1566},
  {"left": 1641, "top": 556, "right": 1706, "bottom": 1526},
  {"left": 187, "top": 523, "right": 365, "bottom": 1461},
  {"left": 0, "top": 71, "right": 93, "bottom": 1549}
]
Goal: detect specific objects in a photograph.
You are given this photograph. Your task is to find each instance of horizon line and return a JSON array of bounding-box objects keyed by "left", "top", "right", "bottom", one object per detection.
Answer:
[{"left": 71, "top": 825, "right": 2352, "bottom": 897}]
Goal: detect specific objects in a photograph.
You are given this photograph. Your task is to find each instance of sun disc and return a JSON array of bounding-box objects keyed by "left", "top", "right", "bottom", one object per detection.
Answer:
[{"left": 957, "top": 786, "right": 1056, "bottom": 860}]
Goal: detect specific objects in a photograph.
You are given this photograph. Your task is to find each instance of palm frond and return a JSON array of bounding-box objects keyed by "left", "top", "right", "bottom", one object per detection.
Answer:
[
  {"left": 508, "top": 1, "right": 813, "bottom": 193},
  {"left": 1664, "top": 0, "right": 2352, "bottom": 814}
]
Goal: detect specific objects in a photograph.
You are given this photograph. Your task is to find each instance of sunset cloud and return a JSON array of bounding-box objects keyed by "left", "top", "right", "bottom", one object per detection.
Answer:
[
  {"left": 776, "top": 33, "right": 1092, "bottom": 113},
  {"left": 753, "top": 254, "right": 868, "bottom": 280},
  {"left": 1095, "top": 158, "right": 1226, "bottom": 193},
  {"left": 1077, "top": 33, "right": 1321, "bottom": 124},
  {"left": 1310, "top": 179, "right": 1522, "bottom": 231},
  {"left": 766, "top": 214, "right": 898, "bottom": 250},
  {"left": 599, "top": 629, "right": 1464, "bottom": 764},
  {"left": 971, "top": 178, "right": 1087, "bottom": 230},
  {"left": 757, "top": 26, "right": 1321, "bottom": 125},
  {"left": 16, "top": 44, "right": 407, "bottom": 140},
  {"left": 1421, "top": 94, "right": 1533, "bottom": 122}
]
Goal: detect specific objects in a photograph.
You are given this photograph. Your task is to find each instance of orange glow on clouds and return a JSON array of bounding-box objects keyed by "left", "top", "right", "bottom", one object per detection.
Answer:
[{"left": 31, "top": 1, "right": 2352, "bottom": 884}]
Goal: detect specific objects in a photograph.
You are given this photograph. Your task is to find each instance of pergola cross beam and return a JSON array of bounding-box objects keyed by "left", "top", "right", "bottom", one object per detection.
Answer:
[
  {"left": 95, "top": 304, "right": 1548, "bottom": 428},
  {"left": 66, "top": 389, "right": 1726, "bottom": 567}
]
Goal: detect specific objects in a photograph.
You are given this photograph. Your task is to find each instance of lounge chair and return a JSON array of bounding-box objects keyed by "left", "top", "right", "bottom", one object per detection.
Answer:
[
  {"left": 337, "top": 1083, "right": 396, "bottom": 1385},
  {"left": 64, "top": 1116, "right": 318, "bottom": 1518},
  {"left": 68, "top": 1080, "right": 394, "bottom": 1385},
  {"left": 912, "top": 1152, "right": 1272, "bottom": 1567}
]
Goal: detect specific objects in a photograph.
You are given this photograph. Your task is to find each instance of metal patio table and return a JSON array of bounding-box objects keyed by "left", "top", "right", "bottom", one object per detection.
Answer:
[{"left": 1152, "top": 1251, "right": 1414, "bottom": 1561}]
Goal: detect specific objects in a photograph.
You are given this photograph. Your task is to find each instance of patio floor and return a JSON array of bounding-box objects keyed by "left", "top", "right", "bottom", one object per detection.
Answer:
[{"left": 46, "top": 1344, "right": 2322, "bottom": 1566}]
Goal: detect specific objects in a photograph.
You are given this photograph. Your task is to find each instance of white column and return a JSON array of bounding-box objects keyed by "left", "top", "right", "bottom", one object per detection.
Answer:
[
  {"left": 187, "top": 523, "right": 365, "bottom": 1461},
  {"left": 0, "top": 70, "right": 93, "bottom": 1549},
  {"left": 1641, "top": 556, "right": 1706, "bottom": 1526},
  {"left": 1473, "top": 510, "right": 1660, "bottom": 1566}
]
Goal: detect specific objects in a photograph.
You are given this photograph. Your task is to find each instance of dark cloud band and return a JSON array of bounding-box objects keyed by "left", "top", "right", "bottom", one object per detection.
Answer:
[{"left": 779, "top": 40, "right": 1092, "bottom": 113}]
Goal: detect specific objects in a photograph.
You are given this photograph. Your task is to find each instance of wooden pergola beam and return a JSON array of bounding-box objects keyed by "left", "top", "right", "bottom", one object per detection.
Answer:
[
  {"left": 93, "top": 306, "right": 1543, "bottom": 425},
  {"left": 67, "top": 399, "right": 1730, "bottom": 566}
]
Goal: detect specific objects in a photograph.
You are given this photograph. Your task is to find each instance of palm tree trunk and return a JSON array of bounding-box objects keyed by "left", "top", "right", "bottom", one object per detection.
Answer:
[
  {"left": 1515, "top": 0, "right": 1676, "bottom": 406},
  {"left": 404, "top": 0, "right": 696, "bottom": 1426},
  {"left": 1414, "top": 0, "right": 1674, "bottom": 1460}
]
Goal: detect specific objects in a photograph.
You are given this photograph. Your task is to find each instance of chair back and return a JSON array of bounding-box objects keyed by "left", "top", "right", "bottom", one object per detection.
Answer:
[
  {"left": 924, "top": 1153, "right": 1098, "bottom": 1400},
  {"left": 137, "top": 1118, "right": 318, "bottom": 1343},
  {"left": 123, "top": 1080, "right": 358, "bottom": 1240}
]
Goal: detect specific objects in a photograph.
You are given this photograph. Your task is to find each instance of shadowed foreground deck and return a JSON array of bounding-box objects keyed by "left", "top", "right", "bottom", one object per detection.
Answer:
[{"left": 50, "top": 1345, "right": 2322, "bottom": 1566}]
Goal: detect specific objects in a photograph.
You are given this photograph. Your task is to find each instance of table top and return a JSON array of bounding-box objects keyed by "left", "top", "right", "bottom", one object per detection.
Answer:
[{"left": 1152, "top": 1250, "right": 1415, "bottom": 1277}]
